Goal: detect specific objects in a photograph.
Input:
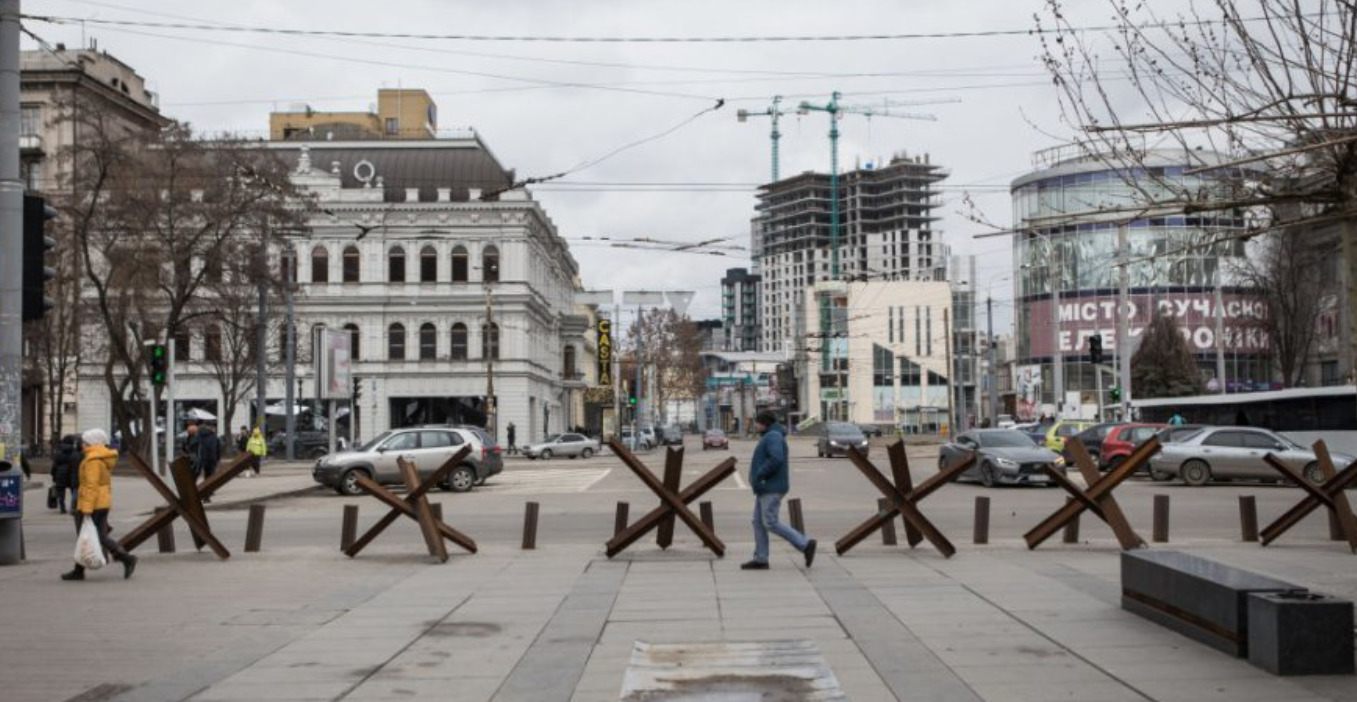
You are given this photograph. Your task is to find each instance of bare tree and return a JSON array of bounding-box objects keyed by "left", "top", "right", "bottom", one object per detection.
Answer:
[
  {"left": 626, "top": 308, "right": 705, "bottom": 424},
  {"left": 1036, "top": 0, "right": 1357, "bottom": 385},
  {"left": 1234, "top": 228, "right": 1337, "bottom": 386},
  {"left": 58, "top": 102, "right": 309, "bottom": 453}
]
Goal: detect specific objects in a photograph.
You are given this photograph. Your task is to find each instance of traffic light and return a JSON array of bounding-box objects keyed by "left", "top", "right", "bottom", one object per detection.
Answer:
[
  {"left": 1088, "top": 334, "right": 1103, "bottom": 364},
  {"left": 1110, "top": 385, "right": 1122, "bottom": 403},
  {"left": 22, "top": 194, "right": 58, "bottom": 321},
  {"left": 148, "top": 344, "right": 168, "bottom": 386},
  {"left": 352, "top": 376, "right": 362, "bottom": 401}
]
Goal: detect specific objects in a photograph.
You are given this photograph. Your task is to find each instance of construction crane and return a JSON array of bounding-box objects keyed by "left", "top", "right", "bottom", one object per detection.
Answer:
[
  {"left": 736, "top": 96, "right": 789, "bottom": 183},
  {"left": 797, "top": 91, "right": 940, "bottom": 281}
]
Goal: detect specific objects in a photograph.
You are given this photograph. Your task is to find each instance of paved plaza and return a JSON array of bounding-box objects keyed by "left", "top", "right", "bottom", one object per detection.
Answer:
[{"left": 2, "top": 437, "right": 1356, "bottom": 701}]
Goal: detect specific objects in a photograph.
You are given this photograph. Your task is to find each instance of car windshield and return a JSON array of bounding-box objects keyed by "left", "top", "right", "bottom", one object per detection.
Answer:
[
  {"left": 828, "top": 423, "right": 865, "bottom": 439},
  {"left": 706, "top": 430, "right": 725, "bottom": 437},
  {"left": 358, "top": 431, "right": 392, "bottom": 452},
  {"left": 978, "top": 431, "right": 1036, "bottom": 448}
]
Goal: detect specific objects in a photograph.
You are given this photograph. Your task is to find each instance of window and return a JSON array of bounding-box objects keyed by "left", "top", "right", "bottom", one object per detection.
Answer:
[
  {"left": 451, "top": 246, "right": 469, "bottom": 282},
  {"left": 385, "top": 117, "right": 399, "bottom": 135},
  {"left": 563, "top": 346, "right": 577, "bottom": 379},
  {"left": 482, "top": 322, "right": 499, "bottom": 360},
  {"left": 204, "top": 324, "right": 222, "bottom": 362},
  {"left": 343, "top": 323, "right": 360, "bottom": 361},
  {"left": 19, "top": 105, "right": 40, "bottom": 136},
  {"left": 388, "top": 246, "right": 406, "bottom": 282},
  {"left": 1242, "top": 432, "right": 1285, "bottom": 450},
  {"left": 450, "top": 323, "right": 468, "bottom": 360},
  {"left": 419, "top": 323, "right": 437, "bottom": 360},
  {"left": 388, "top": 323, "right": 406, "bottom": 360},
  {"left": 482, "top": 246, "right": 500, "bottom": 283},
  {"left": 418, "top": 431, "right": 454, "bottom": 448},
  {"left": 172, "top": 328, "right": 190, "bottom": 361},
  {"left": 382, "top": 431, "right": 418, "bottom": 451},
  {"left": 342, "top": 246, "right": 360, "bottom": 283},
  {"left": 1203, "top": 431, "right": 1244, "bottom": 448},
  {"left": 311, "top": 246, "right": 329, "bottom": 283},
  {"left": 898, "top": 358, "right": 921, "bottom": 386},
  {"left": 420, "top": 246, "right": 437, "bottom": 282},
  {"left": 203, "top": 256, "right": 223, "bottom": 283}
]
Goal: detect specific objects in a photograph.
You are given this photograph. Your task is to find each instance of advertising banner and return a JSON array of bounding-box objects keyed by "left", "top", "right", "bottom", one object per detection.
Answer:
[
  {"left": 315, "top": 328, "right": 352, "bottom": 400},
  {"left": 1027, "top": 291, "right": 1269, "bottom": 357},
  {"left": 596, "top": 319, "right": 613, "bottom": 386}
]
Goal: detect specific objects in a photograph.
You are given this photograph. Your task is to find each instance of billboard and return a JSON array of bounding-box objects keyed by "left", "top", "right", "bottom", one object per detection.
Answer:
[
  {"left": 596, "top": 319, "right": 613, "bottom": 386},
  {"left": 1013, "top": 364, "right": 1043, "bottom": 421},
  {"left": 1026, "top": 291, "right": 1269, "bottom": 358},
  {"left": 315, "top": 327, "right": 352, "bottom": 400}
]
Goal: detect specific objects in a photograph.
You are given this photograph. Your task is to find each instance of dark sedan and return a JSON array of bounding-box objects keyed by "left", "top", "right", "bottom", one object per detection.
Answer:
[
  {"left": 939, "top": 429, "right": 1065, "bottom": 487},
  {"left": 816, "top": 422, "right": 869, "bottom": 458}
]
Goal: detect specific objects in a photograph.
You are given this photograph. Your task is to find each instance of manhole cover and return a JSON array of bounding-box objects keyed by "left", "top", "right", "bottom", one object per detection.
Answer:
[{"left": 620, "top": 640, "right": 847, "bottom": 701}]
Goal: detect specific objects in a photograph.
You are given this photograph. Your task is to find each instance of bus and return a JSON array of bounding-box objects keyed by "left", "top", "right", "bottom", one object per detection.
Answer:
[{"left": 1133, "top": 386, "right": 1357, "bottom": 455}]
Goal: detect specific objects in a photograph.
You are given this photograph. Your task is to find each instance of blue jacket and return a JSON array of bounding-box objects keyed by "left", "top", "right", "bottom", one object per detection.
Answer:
[{"left": 749, "top": 424, "right": 790, "bottom": 495}]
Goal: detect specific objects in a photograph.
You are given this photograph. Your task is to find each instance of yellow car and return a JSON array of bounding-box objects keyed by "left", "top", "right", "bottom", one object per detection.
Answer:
[{"left": 1044, "top": 420, "right": 1095, "bottom": 453}]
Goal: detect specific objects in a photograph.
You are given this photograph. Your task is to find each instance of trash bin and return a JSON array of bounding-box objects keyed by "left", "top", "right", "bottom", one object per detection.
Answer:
[{"left": 0, "top": 462, "right": 23, "bottom": 565}]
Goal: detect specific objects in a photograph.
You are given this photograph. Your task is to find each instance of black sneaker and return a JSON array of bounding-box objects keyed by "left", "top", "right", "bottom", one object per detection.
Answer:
[
  {"left": 740, "top": 560, "right": 770, "bottom": 570},
  {"left": 804, "top": 539, "right": 818, "bottom": 568},
  {"left": 122, "top": 554, "right": 138, "bottom": 580},
  {"left": 60, "top": 569, "right": 84, "bottom": 581}
]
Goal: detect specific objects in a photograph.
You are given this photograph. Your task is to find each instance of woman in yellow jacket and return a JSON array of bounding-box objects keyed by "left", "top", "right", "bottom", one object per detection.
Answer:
[
  {"left": 245, "top": 427, "right": 267, "bottom": 476},
  {"left": 62, "top": 428, "right": 138, "bottom": 581}
]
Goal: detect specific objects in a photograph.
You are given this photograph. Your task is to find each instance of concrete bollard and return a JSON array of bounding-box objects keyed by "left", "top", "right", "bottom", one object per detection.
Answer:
[
  {"left": 614, "top": 502, "right": 630, "bottom": 538},
  {"left": 1153, "top": 494, "right": 1170, "bottom": 543},
  {"left": 699, "top": 501, "right": 714, "bottom": 532},
  {"left": 973, "top": 496, "right": 990, "bottom": 545},
  {"left": 341, "top": 504, "right": 359, "bottom": 551},
  {"left": 155, "top": 506, "right": 176, "bottom": 553},
  {"left": 1062, "top": 499, "right": 1080, "bottom": 543},
  {"left": 522, "top": 502, "right": 539, "bottom": 550},
  {"left": 878, "top": 498, "right": 898, "bottom": 546},
  {"left": 1239, "top": 495, "right": 1259, "bottom": 542},
  {"left": 788, "top": 498, "right": 805, "bottom": 534},
  {"left": 244, "top": 504, "right": 266, "bottom": 553}
]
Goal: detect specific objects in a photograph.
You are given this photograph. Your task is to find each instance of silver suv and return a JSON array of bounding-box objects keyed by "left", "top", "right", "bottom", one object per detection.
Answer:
[{"left": 313, "top": 426, "right": 503, "bottom": 496}]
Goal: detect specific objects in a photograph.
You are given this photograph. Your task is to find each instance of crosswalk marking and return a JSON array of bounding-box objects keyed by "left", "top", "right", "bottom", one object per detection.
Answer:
[{"left": 479, "top": 468, "right": 611, "bottom": 494}]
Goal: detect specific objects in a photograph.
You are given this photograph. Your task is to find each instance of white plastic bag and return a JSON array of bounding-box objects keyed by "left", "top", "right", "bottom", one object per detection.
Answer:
[{"left": 74, "top": 517, "right": 107, "bottom": 570}]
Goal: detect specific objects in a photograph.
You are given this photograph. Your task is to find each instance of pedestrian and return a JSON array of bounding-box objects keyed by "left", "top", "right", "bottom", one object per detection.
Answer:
[
  {"left": 184, "top": 422, "right": 200, "bottom": 470},
  {"left": 61, "top": 428, "right": 138, "bottom": 581},
  {"left": 1169, "top": 411, "right": 1186, "bottom": 427},
  {"left": 742, "top": 410, "right": 816, "bottom": 571},
  {"left": 197, "top": 423, "right": 221, "bottom": 498},
  {"left": 50, "top": 434, "right": 81, "bottom": 514},
  {"left": 235, "top": 425, "right": 249, "bottom": 455},
  {"left": 507, "top": 422, "right": 517, "bottom": 455},
  {"left": 245, "top": 427, "right": 267, "bottom": 477}
]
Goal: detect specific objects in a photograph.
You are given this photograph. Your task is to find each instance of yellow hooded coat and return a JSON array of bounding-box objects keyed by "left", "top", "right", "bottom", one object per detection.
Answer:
[{"left": 77, "top": 444, "right": 118, "bottom": 514}]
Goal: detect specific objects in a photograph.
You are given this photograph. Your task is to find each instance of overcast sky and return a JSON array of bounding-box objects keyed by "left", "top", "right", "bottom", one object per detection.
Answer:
[{"left": 23, "top": 0, "right": 1187, "bottom": 329}]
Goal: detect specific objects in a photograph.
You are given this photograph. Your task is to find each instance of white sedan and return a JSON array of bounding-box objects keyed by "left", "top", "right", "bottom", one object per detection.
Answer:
[{"left": 521, "top": 432, "right": 600, "bottom": 460}]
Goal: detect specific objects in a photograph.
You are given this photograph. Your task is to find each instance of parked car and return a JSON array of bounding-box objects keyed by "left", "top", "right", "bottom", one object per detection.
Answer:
[
  {"left": 1148, "top": 424, "right": 1211, "bottom": 480},
  {"left": 1099, "top": 423, "right": 1166, "bottom": 473},
  {"left": 702, "top": 429, "right": 729, "bottom": 450},
  {"left": 1147, "top": 426, "right": 1355, "bottom": 486},
  {"left": 1067, "top": 422, "right": 1125, "bottom": 464},
  {"left": 266, "top": 430, "right": 335, "bottom": 459},
  {"left": 312, "top": 425, "right": 503, "bottom": 496},
  {"left": 1044, "top": 420, "right": 1095, "bottom": 454},
  {"left": 522, "top": 432, "right": 600, "bottom": 460},
  {"left": 996, "top": 415, "right": 1017, "bottom": 429},
  {"left": 620, "top": 428, "right": 653, "bottom": 451},
  {"left": 639, "top": 426, "right": 658, "bottom": 448},
  {"left": 661, "top": 426, "right": 685, "bottom": 446},
  {"left": 857, "top": 423, "right": 884, "bottom": 438},
  {"left": 816, "top": 422, "right": 870, "bottom": 458},
  {"left": 939, "top": 429, "right": 1064, "bottom": 487}
]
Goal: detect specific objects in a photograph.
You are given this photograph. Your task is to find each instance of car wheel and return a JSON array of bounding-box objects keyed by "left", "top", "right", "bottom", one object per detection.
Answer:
[
  {"left": 1148, "top": 463, "right": 1173, "bottom": 482},
  {"left": 338, "top": 469, "right": 367, "bottom": 496},
  {"left": 540, "top": 449, "right": 553, "bottom": 460},
  {"left": 1303, "top": 462, "right": 1325, "bottom": 486},
  {"left": 1181, "top": 459, "right": 1212, "bottom": 486},
  {"left": 980, "top": 462, "right": 998, "bottom": 488},
  {"left": 582, "top": 448, "right": 594, "bottom": 459},
  {"left": 448, "top": 465, "right": 476, "bottom": 493}
]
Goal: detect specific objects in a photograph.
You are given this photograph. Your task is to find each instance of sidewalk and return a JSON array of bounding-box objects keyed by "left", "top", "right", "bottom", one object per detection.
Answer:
[{"left": 2, "top": 538, "right": 1355, "bottom": 702}]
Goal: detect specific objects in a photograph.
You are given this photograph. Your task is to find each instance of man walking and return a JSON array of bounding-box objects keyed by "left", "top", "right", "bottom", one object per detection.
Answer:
[
  {"left": 742, "top": 411, "right": 815, "bottom": 570},
  {"left": 506, "top": 422, "right": 517, "bottom": 455}
]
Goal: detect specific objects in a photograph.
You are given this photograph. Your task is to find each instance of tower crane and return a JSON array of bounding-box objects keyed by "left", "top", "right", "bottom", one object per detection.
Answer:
[{"left": 736, "top": 96, "right": 789, "bottom": 183}]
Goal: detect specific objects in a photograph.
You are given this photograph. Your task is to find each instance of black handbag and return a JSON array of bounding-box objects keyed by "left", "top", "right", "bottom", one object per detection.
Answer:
[{"left": 47, "top": 486, "right": 58, "bottom": 509}]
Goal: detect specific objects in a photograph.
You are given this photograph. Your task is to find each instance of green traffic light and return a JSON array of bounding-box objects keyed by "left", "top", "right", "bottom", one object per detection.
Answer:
[{"left": 153, "top": 346, "right": 166, "bottom": 358}]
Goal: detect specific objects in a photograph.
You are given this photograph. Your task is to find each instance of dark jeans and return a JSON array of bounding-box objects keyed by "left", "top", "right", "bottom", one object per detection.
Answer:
[
  {"left": 72, "top": 509, "right": 129, "bottom": 573},
  {"left": 250, "top": 456, "right": 262, "bottom": 474},
  {"left": 54, "top": 485, "right": 72, "bottom": 512}
]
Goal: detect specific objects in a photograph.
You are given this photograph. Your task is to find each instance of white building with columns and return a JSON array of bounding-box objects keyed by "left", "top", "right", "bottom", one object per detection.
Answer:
[{"left": 77, "top": 135, "right": 596, "bottom": 447}]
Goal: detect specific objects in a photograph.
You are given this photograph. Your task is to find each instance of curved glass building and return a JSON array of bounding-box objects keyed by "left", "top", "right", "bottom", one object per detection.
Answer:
[{"left": 1010, "top": 147, "right": 1270, "bottom": 419}]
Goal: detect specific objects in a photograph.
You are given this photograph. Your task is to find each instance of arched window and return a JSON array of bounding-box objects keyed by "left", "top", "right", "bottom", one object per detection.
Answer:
[
  {"left": 204, "top": 324, "right": 222, "bottom": 362},
  {"left": 563, "top": 345, "right": 577, "bottom": 379},
  {"left": 310, "top": 246, "right": 329, "bottom": 283},
  {"left": 451, "top": 245, "right": 468, "bottom": 282},
  {"left": 172, "top": 327, "right": 190, "bottom": 361},
  {"left": 388, "top": 246, "right": 406, "bottom": 283},
  {"left": 419, "top": 323, "right": 437, "bottom": 360},
  {"left": 342, "top": 245, "right": 360, "bottom": 283},
  {"left": 420, "top": 245, "right": 437, "bottom": 282},
  {"left": 388, "top": 323, "right": 406, "bottom": 361},
  {"left": 450, "top": 323, "right": 468, "bottom": 361},
  {"left": 483, "top": 245, "right": 500, "bottom": 283},
  {"left": 343, "top": 323, "right": 360, "bottom": 361},
  {"left": 277, "top": 323, "right": 290, "bottom": 363},
  {"left": 482, "top": 322, "right": 499, "bottom": 360}
]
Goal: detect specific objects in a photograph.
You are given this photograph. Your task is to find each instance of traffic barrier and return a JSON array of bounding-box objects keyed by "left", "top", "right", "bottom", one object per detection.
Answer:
[
  {"left": 877, "top": 498, "right": 898, "bottom": 546},
  {"left": 614, "top": 502, "right": 630, "bottom": 538},
  {"left": 341, "top": 505, "right": 358, "bottom": 551},
  {"left": 699, "top": 501, "right": 714, "bottom": 532},
  {"left": 1062, "top": 501, "right": 1080, "bottom": 543},
  {"left": 788, "top": 498, "right": 805, "bottom": 534},
  {"left": 973, "top": 496, "right": 990, "bottom": 545},
  {"left": 1153, "top": 495, "right": 1170, "bottom": 543},
  {"left": 522, "top": 502, "right": 539, "bottom": 550},
  {"left": 1239, "top": 496, "right": 1259, "bottom": 542},
  {"left": 155, "top": 507, "right": 176, "bottom": 553},
  {"left": 244, "top": 504, "right": 266, "bottom": 553}
]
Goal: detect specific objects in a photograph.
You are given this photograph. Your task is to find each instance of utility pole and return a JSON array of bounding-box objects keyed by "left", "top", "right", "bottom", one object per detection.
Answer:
[
  {"left": 612, "top": 301, "right": 621, "bottom": 438},
  {"left": 1050, "top": 244, "right": 1064, "bottom": 418},
  {"left": 284, "top": 248, "right": 297, "bottom": 459},
  {"left": 254, "top": 227, "right": 269, "bottom": 438},
  {"left": 943, "top": 308, "right": 956, "bottom": 439},
  {"left": 0, "top": 0, "right": 23, "bottom": 467},
  {"left": 1117, "top": 222, "right": 1133, "bottom": 418},
  {"left": 484, "top": 286, "right": 496, "bottom": 441},
  {"left": 987, "top": 296, "right": 998, "bottom": 425},
  {"left": 164, "top": 336, "right": 175, "bottom": 471}
]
